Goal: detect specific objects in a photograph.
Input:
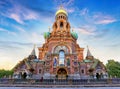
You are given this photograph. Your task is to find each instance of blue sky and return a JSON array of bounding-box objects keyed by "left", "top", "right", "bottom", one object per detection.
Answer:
[{"left": 0, "top": 0, "right": 120, "bottom": 69}]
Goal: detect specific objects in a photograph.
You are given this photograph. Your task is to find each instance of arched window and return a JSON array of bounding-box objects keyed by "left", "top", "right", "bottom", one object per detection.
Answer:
[
  {"left": 39, "top": 69, "right": 41, "bottom": 73},
  {"left": 59, "top": 16, "right": 60, "bottom": 19},
  {"left": 60, "top": 22, "right": 63, "bottom": 29},
  {"left": 59, "top": 50, "right": 65, "bottom": 66},
  {"left": 81, "top": 69, "right": 84, "bottom": 74}
]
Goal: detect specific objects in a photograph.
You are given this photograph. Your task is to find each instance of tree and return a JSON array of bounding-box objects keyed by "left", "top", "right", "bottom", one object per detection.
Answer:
[
  {"left": 106, "top": 60, "right": 120, "bottom": 78},
  {"left": 0, "top": 69, "right": 13, "bottom": 78}
]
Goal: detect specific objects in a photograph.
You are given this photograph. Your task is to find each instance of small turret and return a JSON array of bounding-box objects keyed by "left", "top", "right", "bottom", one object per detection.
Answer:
[
  {"left": 86, "top": 46, "right": 94, "bottom": 60},
  {"left": 28, "top": 45, "right": 37, "bottom": 60}
]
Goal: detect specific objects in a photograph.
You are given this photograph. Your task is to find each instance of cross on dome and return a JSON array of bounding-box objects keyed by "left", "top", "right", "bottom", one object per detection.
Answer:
[{"left": 55, "top": 5, "right": 68, "bottom": 16}]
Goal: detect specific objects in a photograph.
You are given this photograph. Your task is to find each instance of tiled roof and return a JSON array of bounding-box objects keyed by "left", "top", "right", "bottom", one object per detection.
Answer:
[
  {"left": 24, "top": 59, "right": 32, "bottom": 69},
  {"left": 90, "top": 59, "right": 99, "bottom": 69}
]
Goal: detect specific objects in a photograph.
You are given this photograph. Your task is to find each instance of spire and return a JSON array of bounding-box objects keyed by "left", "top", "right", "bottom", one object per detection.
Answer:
[
  {"left": 59, "top": 4, "right": 64, "bottom": 10},
  {"left": 28, "top": 44, "right": 37, "bottom": 60},
  {"left": 55, "top": 5, "right": 68, "bottom": 16},
  {"left": 31, "top": 44, "right": 36, "bottom": 56},
  {"left": 86, "top": 46, "right": 94, "bottom": 60},
  {"left": 87, "top": 46, "right": 92, "bottom": 57}
]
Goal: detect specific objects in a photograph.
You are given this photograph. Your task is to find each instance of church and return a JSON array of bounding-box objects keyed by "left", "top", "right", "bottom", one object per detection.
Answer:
[{"left": 13, "top": 7, "right": 108, "bottom": 79}]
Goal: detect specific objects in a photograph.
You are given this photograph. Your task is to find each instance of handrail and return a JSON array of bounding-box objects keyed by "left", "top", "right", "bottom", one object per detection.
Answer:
[{"left": 0, "top": 78, "right": 120, "bottom": 85}]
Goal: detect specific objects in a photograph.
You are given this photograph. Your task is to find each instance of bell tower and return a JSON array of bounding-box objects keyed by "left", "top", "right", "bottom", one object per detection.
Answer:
[
  {"left": 52, "top": 7, "right": 71, "bottom": 36},
  {"left": 38, "top": 7, "right": 84, "bottom": 62}
]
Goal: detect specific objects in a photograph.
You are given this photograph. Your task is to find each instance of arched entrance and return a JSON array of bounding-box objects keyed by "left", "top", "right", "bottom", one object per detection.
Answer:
[
  {"left": 22, "top": 72, "right": 27, "bottom": 79},
  {"left": 57, "top": 68, "right": 68, "bottom": 79}
]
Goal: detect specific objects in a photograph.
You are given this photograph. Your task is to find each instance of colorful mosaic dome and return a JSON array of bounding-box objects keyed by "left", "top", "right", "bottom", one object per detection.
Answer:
[
  {"left": 44, "top": 32, "right": 50, "bottom": 39},
  {"left": 71, "top": 31, "right": 78, "bottom": 40}
]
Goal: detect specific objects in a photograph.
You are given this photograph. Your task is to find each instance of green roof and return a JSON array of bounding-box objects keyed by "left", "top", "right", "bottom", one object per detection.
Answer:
[
  {"left": 84, "top": 59, "right": 93, "bottom": 63},
  {"left": 90, "top": 59, "right": 99, "bottom": 69},
  {"left": 71, "top": 31, "right": 78, "bottom": 40},
  {"left": 44, "top": 32, "right": 50, "bottom": 39},
  {"left": 78, "top": 61, "right": 85, "bottom": 65}
]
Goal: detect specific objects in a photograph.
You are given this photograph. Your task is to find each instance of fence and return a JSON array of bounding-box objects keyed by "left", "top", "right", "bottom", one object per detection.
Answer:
[{"left": 0, "top": 79, "right": 120, "bottom": 85}]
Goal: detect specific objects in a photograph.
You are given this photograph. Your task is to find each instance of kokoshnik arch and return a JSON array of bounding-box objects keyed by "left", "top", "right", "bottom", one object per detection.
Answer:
[{"left": 13, "top": 7, "right": 108, "bottom": 79}]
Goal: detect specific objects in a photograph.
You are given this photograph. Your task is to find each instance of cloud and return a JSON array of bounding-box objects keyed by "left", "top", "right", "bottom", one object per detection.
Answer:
[
  {"left": 93, "top": 29, "right": 108, "bottom": 39},
  {"left": 0, "top": 28, "right": 16, "bottom": 35},
  {"left": 9, "top": 6, "right": 38, "bottom": 24},
  {"left": 25, "top": 32, "right": 45, "bottom": 44},
  {"left": 1, "top": 0, "right": 55, "bottom": 24},
  {"left": 0, "top": 41, "right": 31, "bottom": 69},
  {"left": 54, "top": 0, "right": 74, "bottom": 7},
  {"left": 0, "top": 40, "right": 43, "bottom": 69},
  {"left": 75, "top": 25, "right": 96, "bottom": 35},
  {"left": 95, "top": 19, "right": 116, "bottom": 24},
  {"left": 93, "top": 13, "right": 117, "bottom": 24},
  {"left": 0, "top": 1, "right": 41, "bottom": 24},
  {"left": 76, "top": 28, "right": 95, "bottom": 35},
  {"left": 54, "top": 0, "right": 75, "bottom": 13},
  {"left": 75, "top": 25, "right": 112, "bottom": 42},
  {"left": 0, "top": 41, "right": 32, "bottom": 46},
  {"left": 64, "top": 0, "right": 74, "bottom": 6},
  {"left": 73, "top": 8, "right": 117, "bottom": 25},
  {"left": 105, "top": 43, "right": 120, "bottom": 48},
  {"left": 0, "top": 40, "right": 43, "bottom": 51},
  {"left": 10, "top": 13, "right": 24, "bottom": 24},
  {"left": 66, "top": 7, "right": 75, "bottom": 13},
  {"left": 80, "top": 8, "right": 89, "bottom": 16},
  {"left": 13, "top": 25, "right": 26, "bottom": 32}
]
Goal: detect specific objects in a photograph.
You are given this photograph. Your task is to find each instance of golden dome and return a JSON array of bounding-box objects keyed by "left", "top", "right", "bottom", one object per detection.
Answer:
[{"left": 55, "top": 9, "right": 68, "bottom": 16}]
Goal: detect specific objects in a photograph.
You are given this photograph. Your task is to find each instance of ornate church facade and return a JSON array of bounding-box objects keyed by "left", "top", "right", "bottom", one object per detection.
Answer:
[{"left": 13, "top": 7, "right": 108, "bottom": 79}]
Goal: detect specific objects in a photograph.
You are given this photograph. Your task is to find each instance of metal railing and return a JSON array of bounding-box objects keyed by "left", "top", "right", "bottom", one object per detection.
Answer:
[{"left": 0, "top": 78, "right": 120, "bottom": 85}]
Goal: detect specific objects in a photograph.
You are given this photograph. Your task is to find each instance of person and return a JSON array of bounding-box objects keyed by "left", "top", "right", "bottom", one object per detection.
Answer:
[
  {"left": 54, "top": 58, "right": 57, "bottom": 66},
  {"left": 40, "top": 77, "right": 43, "bottom": 82},
  {"left": 67, "top": 58, "right": 70, "bottom": 66}
]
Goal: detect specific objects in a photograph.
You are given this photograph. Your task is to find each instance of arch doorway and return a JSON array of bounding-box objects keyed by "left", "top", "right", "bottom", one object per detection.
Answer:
[
  {"left": 22, "top": 72, "right": 27, "bottom": 79},
  {"left": 57, "top": 68, "right": 68, "bottom": 79}
]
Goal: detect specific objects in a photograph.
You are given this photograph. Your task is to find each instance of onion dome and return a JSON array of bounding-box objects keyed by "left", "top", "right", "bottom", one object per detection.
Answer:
[
  {"left": 55, "top": 7, "right": 68, "bottom": 16},
  {"left": 71, "top": 31, "right": 78, "bottom": 40},
  {"left": 44, "top": 32, "right": 50, "bottom": 39}
]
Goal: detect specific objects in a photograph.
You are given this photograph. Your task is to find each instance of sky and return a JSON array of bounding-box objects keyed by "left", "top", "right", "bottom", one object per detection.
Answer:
[{"left": 0, "top": 0, "right": 120, "bottom": 70}]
